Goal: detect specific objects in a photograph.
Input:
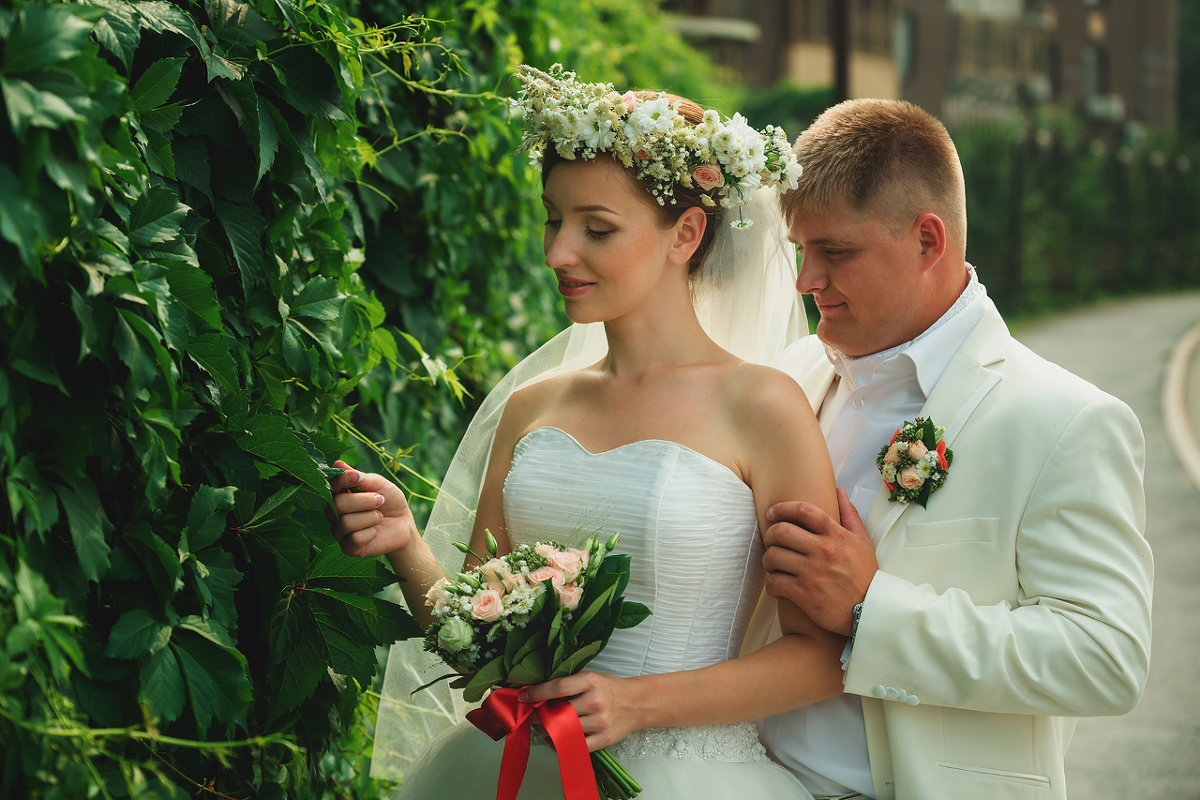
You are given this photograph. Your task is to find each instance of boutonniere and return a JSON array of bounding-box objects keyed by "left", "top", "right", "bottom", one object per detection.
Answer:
[{"left": 876, "top": 417, "right": 953, "bottom": 507}]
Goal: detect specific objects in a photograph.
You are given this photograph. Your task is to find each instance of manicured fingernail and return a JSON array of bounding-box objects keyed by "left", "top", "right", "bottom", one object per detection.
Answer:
[
  {"left": 517, "top": 690, "right": 528, "bottom": 703},
  {"left": 375, "top": 493, "right": 384, "bottom": 507},
  {"left": 766, "top": 506, "right": 776, "bottom": 522},
  {"left": 348, "top": 471, "right": 361, "bottom": 484}
]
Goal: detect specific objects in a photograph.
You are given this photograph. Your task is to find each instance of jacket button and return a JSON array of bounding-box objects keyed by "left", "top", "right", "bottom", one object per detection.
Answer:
[
  {"left": 872, "top": 685, "right": 887, "bottom": 698},
  {"left": 906, "top": 694, "right": 921, "bottom": 706}
]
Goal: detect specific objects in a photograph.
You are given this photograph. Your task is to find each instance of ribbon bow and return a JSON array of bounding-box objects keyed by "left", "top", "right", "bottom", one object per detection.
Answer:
[{"left": 466, "top": 686, "right": 600, "bottom": 800}]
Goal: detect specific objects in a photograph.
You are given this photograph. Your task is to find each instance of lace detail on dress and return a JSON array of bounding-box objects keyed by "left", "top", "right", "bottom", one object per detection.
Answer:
[{"left": 605, "top": 722, "right": 770, "bottom": 764}]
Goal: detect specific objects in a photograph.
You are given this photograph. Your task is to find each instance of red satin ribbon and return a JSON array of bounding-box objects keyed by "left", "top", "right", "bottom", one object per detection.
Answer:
[{"left": 466, "top": 686, "right": 600, "bottom": 800}]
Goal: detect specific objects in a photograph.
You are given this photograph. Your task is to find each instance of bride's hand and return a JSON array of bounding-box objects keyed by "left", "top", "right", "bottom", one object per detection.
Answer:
[
  {"left": 518, "top": 670, "right": 642, "bottom": 752},
  {"left": 329, "top": 460, "right": 418, "bottom": 557}
]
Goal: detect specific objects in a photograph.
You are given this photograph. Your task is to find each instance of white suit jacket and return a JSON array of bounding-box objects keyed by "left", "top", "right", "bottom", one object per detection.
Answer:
[{"left": 778, "top": 302, "right": 1153, "bottom": 800}]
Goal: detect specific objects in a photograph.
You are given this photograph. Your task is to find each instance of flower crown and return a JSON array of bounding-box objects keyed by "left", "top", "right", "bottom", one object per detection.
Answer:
[{"left": 513, "top": 64, "right": 802, "bottom": 229}]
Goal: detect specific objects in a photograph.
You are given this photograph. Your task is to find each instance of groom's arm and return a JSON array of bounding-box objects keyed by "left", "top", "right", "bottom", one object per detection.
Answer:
[{"left": 773, "top": 394, "right": 1153, "bottom": 718}]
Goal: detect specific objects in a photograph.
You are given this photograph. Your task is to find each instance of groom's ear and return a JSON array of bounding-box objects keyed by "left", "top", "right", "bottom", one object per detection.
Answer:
[
  {"left": 669, "top": 206, "right": 707, "bottom": 265},
  {"left": 915, "top": 212, "right": 947, "bottom": 267}
]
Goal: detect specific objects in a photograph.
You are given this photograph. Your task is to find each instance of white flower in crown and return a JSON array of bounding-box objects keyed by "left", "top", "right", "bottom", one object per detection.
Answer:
[{"left": 513, "top": 63, "right": 802, "bottom": 229}]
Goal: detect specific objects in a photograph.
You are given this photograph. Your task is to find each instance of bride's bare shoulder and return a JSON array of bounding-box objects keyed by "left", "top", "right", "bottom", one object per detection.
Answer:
[{"left": 723, "top": 361, "right": 816, "bottom": 421}]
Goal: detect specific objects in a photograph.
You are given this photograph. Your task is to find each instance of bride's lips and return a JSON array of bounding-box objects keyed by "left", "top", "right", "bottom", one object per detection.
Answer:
[{"left": 557, "top": 275, "right": 596, "bottom": 298}]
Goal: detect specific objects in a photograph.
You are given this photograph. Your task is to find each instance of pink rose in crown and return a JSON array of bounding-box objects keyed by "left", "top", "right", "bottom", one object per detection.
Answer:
[{"left": 692, "top": 164, "right": 725, "bottom": 191}]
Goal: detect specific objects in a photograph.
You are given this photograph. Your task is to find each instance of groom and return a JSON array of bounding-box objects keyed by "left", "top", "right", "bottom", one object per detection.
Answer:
[{"left": 761, "top": 99, "right": 1154, "bottom": 800}]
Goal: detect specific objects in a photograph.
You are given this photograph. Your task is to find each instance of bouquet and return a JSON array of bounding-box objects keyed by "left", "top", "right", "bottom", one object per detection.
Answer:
[{"left": 421, "top": 532, "right": 651, "bottom": 800}]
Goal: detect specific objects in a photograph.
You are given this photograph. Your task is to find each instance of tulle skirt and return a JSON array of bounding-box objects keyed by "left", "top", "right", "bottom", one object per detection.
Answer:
[{"left": 391, "top": 719, "right": 814, "bottom": 799}]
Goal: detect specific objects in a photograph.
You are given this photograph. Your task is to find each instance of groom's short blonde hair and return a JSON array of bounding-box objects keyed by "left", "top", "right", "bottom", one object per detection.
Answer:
[{"left": 781, "top": 99, "right": 967, "bottom": 251}]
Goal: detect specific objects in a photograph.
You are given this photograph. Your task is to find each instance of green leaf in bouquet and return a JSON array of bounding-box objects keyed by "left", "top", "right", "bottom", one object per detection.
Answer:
[
  {"left": 549, "top": 640, "right": 604, "bottom": 680},
  {"left": 615, "top": 601, "right": 651, "bottom": 630},
  {"left": 570, "top": 574, "right": 621, "bottom": 641},
  {"left": 462, "top": 654, "right": 506, "bottom": 703},
  {"left": 505, "top": 627, "right": 545, "bottom": 673},
  {"left": 506, "top": 649, "right": 546, "bottom": 687},
  {"left": 594, "top": 552, "right": 633, "bottom": 597},
  {"left": 548, "top": 604, "right": 567, "bottom": 648}
]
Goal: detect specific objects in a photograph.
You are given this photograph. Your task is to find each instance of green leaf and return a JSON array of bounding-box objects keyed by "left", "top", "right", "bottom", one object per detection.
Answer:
[
  {"left": 165, "top": 261, "right": 222, "bottom": 330},
  {"left": 462, "top": 655, "right": 505, "bottom": 703},
  {"left": 549, "top": 640, "right": 604, "bottom": 680},
  {"left": 54, "top": 483, "right": 112, "bottom": 582},
  {"left": 305, "top": 588, "right": 416, "bottom": 643},
  {"left": 291, "top": 276, "right": 342, "bottom": 321},
  {"left": 123, "top": 522, "right": 184, "bottom": 602},
  {"left": 0, "top": 162, "right": 43, "bottom": 266},
  {"left": 106, "top": 608, "right": 172, "bottom": 659},
  {"left": 309, "top": 597, "right": 376, "bottom": 684},
  {"left": 131, "top": 57, "right": 185, "bottom": 112},
  {"left": 241, "top": 485, "right": 300, "bottom": 530},
  {"left": 128, "top": 188, "right": 189, "bottom": 248},
  {"left": 184, "top": 485, "right": 236, "bottom": 552},
  {"left": 91, "top": 0, "right": 142, "bottom": 72},
  {"left": 138, "top": 646, "right": 186, "bottom": 724},
  {"left": 245, "top": 517, "right": 310, "bottom": 585},
  {"left": 174, "top": 625, "right": 252, "bottom": 731},
  {"left": 255, "top": 96, "right": 280, "bottom": 187},
  {"left": 615, "top": 601, "right": 651, "bottom": 630},
  {"left": 187, "top": 332, "right": 240, "bottom": 393},
  {"left": 305, "top": 544, "right": 397, "bottom": 594},
  {"left": 507, "top": 650, "right": 546, "bottom": 686},
  {"left": 235, "top": 413, "right": 328, "bottom": 496},
  {"left": 10, "top": 357, "right": 69, "bottom": 396},
  {"left": 268, "top": 598, "right": 326, "bottom": 720},
  {"left": 214, "top": 200, "right": 265, "bottom": 293},
  {"left": 4, "top": 3, "right": 96, "bottom": 73},
  {"left": 1, "top": 76, "right": 84, "bottom": 137}
]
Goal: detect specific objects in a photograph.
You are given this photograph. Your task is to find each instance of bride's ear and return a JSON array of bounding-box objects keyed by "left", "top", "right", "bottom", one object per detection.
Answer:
[{"left": 668, "top": 206, "right": 707, "bottom": 265}]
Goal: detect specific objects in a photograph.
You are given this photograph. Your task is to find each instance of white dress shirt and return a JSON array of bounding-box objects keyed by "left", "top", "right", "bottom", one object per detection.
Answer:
[{"left": 759, "top": 266, "right": 988, "bottom": 798}]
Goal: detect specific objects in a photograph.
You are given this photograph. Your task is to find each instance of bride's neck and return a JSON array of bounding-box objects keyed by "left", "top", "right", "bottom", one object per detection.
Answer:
[{"left": 601, "top": 296, "right": 716, "bottom": 377}]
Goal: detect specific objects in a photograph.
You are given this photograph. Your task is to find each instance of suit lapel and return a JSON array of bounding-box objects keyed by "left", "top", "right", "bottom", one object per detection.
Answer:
[{"left": 865, "top": 306, "right": 1010, "bottom": 544}]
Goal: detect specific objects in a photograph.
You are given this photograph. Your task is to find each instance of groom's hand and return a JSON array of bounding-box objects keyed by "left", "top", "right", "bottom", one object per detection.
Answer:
[{"left": 762, "top": 488, "right": 878, "bottom": 636}]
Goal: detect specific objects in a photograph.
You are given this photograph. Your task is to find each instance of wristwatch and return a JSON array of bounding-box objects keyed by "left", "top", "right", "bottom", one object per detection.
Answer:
[{"left": 850, "top": 602, "right": 864, "bottom": 639}]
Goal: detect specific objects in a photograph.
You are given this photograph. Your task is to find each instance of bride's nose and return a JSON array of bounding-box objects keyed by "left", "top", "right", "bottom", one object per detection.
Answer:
[{"left": 544, "top": 227, "right": 579, "bottom": 270}]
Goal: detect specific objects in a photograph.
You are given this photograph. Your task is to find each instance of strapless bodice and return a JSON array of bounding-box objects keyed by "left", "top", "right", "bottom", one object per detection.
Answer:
[{"left": 501, "top": 426, "right": 765, "bottom": 678}]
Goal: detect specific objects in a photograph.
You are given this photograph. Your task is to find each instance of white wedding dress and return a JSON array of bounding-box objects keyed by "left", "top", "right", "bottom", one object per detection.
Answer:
[{"left": 393, "top": 426, "right": 812, "bottom": 799}]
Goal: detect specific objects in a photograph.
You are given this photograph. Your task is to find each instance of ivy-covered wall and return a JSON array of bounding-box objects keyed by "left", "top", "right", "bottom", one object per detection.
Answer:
[{"left": 0, "top": 1, "right": 731, "bottom": 797}]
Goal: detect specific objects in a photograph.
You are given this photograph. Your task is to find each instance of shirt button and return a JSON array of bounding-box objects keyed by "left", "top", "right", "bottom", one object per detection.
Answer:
[{"left": 852, "top": 398, "right": 864, "bottom": 409}]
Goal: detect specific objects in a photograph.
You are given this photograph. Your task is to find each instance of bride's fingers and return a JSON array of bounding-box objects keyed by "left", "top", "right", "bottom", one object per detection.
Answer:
[
  {"left": 337, "top": 526, "right": 381, "bottom": 556},
  {"left": 333, "top": 490, "right": 385, "bottom": 516},
  {"left": 334, "top": 509, "right": 384, "bottom": 540}
]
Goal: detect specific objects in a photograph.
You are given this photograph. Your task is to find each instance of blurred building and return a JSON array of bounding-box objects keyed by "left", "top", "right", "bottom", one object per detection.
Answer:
[{"left": 662, "top": 0, "right": 1178, "bottom": 131}]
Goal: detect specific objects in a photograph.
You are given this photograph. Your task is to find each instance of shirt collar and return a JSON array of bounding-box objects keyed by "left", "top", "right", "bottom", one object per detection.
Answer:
[{"left": 825, "top": 265, "right": 988, "bottom": 396}]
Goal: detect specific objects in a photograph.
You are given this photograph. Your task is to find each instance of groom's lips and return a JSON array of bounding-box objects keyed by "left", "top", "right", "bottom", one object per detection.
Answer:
[
  {"left": 814, "top": 298, "right": 846, "bottom": 314},
  {"left": 557, "top": 276, "right": 596, "bottom": 297}
]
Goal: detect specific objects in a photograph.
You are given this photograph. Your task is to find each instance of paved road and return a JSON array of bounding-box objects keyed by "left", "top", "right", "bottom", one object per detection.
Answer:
[{"left": 1015, "top": 291, "right": 1200, "bottom": 800}]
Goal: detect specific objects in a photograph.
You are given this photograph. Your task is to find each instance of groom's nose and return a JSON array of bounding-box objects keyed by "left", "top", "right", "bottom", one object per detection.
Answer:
[{"left": 795, "top": 254, "right": 828, "bottom": 295}]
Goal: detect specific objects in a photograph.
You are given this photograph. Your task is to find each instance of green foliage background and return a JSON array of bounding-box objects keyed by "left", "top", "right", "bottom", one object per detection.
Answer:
[{"left": 0, "top": 0, "right": 732, "bottom": 797}]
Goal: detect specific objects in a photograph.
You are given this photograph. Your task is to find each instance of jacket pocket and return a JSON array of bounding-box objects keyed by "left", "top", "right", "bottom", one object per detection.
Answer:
[
  {"left": 935, "top": 761, "right": 1052, "bottom": 789},
  {"left": 904, "top": 517, "right": 1000, "bottom": 548}
]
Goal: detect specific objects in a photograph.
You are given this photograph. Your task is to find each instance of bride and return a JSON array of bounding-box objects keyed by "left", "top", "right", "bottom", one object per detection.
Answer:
[{"left": 330, "top": 65, "right": 846, "bottom": 798}]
